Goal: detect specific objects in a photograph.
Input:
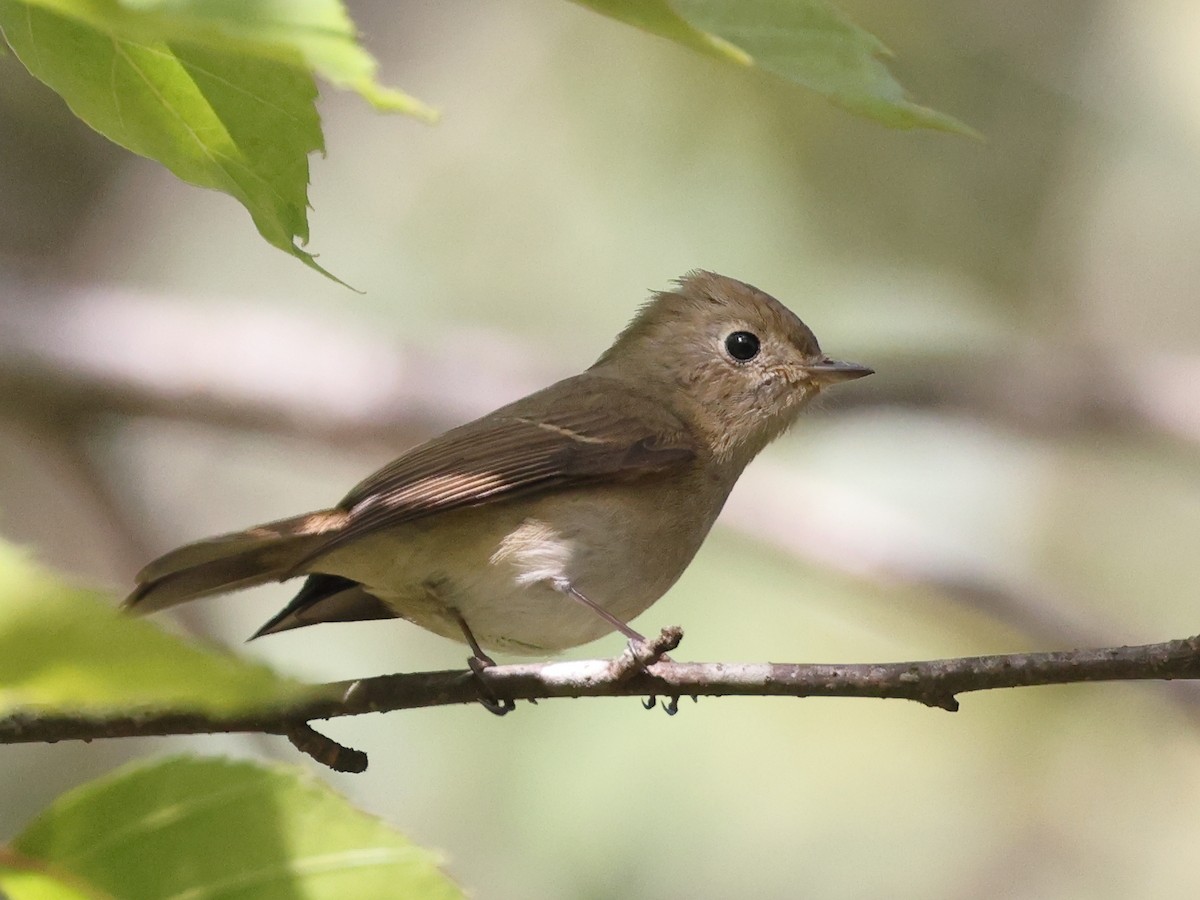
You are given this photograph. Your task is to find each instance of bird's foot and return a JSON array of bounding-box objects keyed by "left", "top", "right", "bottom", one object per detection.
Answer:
[
  {"left": 449, "top": 608, "right": 517, "bottom": 716},
  {"left": 467, "top": 653, "right": 516, "bottom": 717}
]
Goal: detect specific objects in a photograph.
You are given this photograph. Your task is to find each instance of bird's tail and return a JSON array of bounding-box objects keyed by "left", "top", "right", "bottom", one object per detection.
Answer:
[{"left": 124, "top": 509, "right": 347, "bottom": 613}]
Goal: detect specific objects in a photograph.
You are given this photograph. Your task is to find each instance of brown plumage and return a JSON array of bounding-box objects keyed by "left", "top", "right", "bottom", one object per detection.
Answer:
[{"left": 126, "top": 271, "right": 871, "bottom": 654}]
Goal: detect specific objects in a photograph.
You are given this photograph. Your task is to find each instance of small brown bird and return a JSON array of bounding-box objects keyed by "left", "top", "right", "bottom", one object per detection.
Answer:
[{"left": 126, "top": 271, "right": 871, "bottom": 660}]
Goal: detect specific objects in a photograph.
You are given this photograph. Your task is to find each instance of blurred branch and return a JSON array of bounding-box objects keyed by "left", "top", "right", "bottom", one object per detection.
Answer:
[
  {"left": 3, "top": 629, "right": 1200, "bottom": 773},
  {"left": 0, "top": 281, "right": 554, "bottom": 446},
  {"left": 839, "top": 346, "right": 1200, "bottom": 447},
  {"left": 4, "top": 282, "right": 1200, "bottom": 447}
]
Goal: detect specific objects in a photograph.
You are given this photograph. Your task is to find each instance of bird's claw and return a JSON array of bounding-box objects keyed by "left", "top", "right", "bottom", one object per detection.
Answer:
[{"left": 468, "top": 654, "right": 515, "bottom": 716}]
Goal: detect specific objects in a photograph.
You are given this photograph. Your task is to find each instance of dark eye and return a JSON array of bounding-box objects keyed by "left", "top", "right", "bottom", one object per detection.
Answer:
[{"left": 724, "top": 331, "right": 760, "bottom": 362}]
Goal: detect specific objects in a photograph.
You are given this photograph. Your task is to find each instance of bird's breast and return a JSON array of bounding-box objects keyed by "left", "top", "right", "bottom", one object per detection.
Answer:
[{"left": 320, "top": 471, "right": 729, "bottom": 654}]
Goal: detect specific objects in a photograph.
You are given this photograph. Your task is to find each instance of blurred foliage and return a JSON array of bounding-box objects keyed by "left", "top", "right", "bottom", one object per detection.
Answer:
[
  {"left": 578, "top": 0, "right": 974, "bottom": 134},
  {"left": 0, "top": 859, "right": 97, "bottom": 899},
  {"left": 0, "top": 541, "right": 310, "bottom": 716},
  {"left": 5, "top": 757, "right": 461, "bottom": 899}
]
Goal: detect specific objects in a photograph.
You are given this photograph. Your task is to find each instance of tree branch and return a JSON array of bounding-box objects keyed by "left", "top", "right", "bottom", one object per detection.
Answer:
[{"left": 4, "top": 629, "right": 1199, "bottom": 773}]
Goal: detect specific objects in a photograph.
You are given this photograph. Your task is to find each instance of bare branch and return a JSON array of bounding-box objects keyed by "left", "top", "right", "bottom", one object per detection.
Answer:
[{"left": 3, "top": 630, "right": 1199, "bottom": 772}]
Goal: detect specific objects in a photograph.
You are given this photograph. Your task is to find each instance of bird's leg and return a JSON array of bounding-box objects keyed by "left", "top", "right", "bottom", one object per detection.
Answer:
[
  {"left": 556, "top": 581, "right": 679, "bottom": 672},
  {"left": 450, "top": 608, "right": 515, "bottom": 716},
  {"left": 556, "top": 584, "right": 681, "bottom": 714},
  {"left": 559, "top": 582, "right": 647, "bottom": 644},
  {"left": 452, "top": 609, "right": 496, "bottom": 669}
]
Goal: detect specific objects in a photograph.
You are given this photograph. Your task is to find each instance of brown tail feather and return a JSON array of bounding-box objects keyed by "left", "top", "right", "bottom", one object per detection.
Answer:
[{"left": 125, "top": 509, "right": 347, "bottom": 614}]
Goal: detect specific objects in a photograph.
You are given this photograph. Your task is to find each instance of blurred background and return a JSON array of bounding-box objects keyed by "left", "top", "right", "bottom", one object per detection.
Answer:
[{"left": 3, "top": 1, "right": 1200, "bottom": 897}]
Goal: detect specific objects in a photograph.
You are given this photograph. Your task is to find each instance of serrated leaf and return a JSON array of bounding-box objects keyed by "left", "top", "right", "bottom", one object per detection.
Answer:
[
  {"left": 0, "top": 2, "right": 337, "bottom": 278},
  {"left": 13, "top": 757, "right": 464, "bottom": 900},
  {"left": 0, "top": 542, "right": 309, "bottom": 717},
  {"left": 575, "top": 0, "right": 977, "bottom": 136},
  {"left": 0, "top": 0, "right": 432, "bottom": 281},
  {"left": 148, "top": 0, "right": 434, "bottom": 119},
  {"left": 13, "top": 0, "right": 436, "bottom": 119}
]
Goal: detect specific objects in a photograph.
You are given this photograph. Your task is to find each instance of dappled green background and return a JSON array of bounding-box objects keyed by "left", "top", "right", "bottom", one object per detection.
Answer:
[{"left": 3, "top": 1, "right": 1200, "bottom": 897}]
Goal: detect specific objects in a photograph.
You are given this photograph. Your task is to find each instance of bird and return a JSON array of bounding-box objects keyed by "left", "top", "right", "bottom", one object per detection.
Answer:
[{"left": 125, "top": 271, "right": 872, "bottom": 664}]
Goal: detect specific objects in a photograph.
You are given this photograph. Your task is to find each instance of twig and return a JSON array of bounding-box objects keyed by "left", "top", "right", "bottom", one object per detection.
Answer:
[
  {"left": 3, "top": 629, "right": 1199, "bottom": 772},
  {"left": 285, "top": 722, "right": 369, "bottom": 774}
]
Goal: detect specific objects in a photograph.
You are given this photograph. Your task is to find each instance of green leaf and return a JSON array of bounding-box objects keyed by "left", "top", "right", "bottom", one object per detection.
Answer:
[
  {"left": 0, "top": 0, "right": 432, "bottom": 281},
  {"left": 569, "top": 0, "right": 751, "bottom": 66},
  {"left": 0, "top": 542, "right": 309, "bottom": 717},
  {"left": 574, "top": 0, "right": 977, "bottom": 135},
  {"left": 0, "top": 854, "right": 107, "bottom": 900},
  {"left": 13, "top": 757, "right": 464, "bottom": 900},
  {"left": 18, "top": 0, "right": 436, "bottom": 120},
  {"left": 0, "top": 2, "right": 337, "bottom": 278}
]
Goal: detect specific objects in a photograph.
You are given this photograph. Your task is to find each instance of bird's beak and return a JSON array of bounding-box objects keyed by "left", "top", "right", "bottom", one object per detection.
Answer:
[{"left": 806, "top": 357, "right": 874, "bottom": 384}]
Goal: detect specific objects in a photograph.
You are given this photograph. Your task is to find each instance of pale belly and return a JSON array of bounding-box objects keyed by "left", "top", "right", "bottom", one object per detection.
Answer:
[{"left": 312, "top": 478, "right": 727, "bottom": 654}]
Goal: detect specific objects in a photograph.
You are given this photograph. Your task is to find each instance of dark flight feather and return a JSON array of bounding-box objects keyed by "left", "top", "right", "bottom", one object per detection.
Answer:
[{"left": 250, "top": 574, "right": 398, "bottom": 638}]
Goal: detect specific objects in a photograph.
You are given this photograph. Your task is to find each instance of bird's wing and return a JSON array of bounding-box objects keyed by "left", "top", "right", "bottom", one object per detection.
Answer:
[{"left": 292, "top": 374, "right": 698, "bottom": 569}]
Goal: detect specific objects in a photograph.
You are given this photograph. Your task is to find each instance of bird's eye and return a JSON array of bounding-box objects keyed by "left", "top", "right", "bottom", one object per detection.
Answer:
[{"left": 724, "top": 331, "right": 761, "bottom": 362}]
